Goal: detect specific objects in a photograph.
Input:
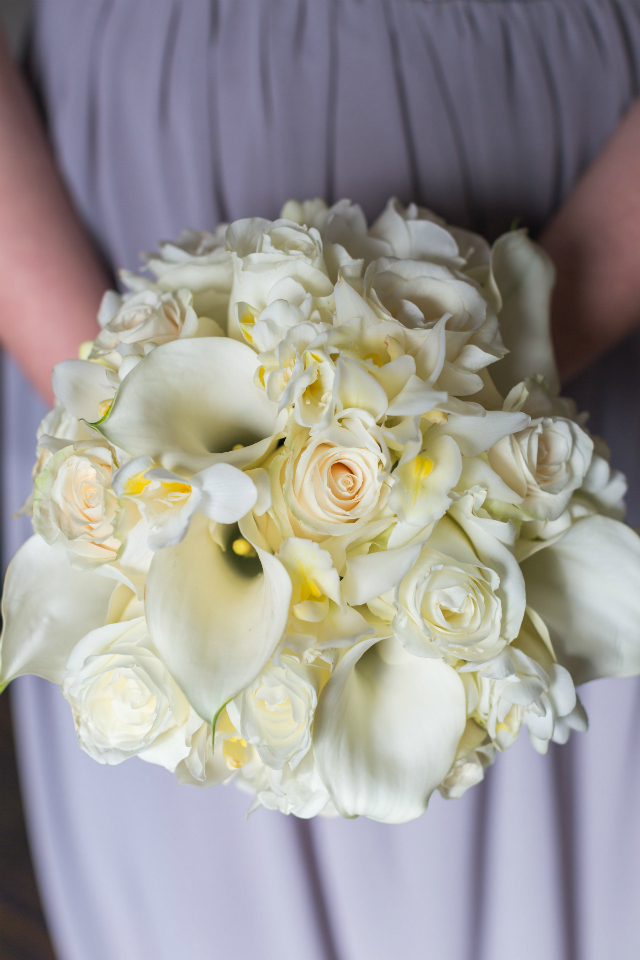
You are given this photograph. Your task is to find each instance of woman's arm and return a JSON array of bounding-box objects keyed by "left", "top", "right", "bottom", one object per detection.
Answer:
[
  {"left": 540, "top": 96, "right": 640, "bottom": 383},
  {"left": 0, "top": 31, "right": 109, "bottom": 403}
]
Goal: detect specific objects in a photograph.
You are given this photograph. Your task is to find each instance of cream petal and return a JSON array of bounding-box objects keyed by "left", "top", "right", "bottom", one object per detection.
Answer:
[
  {"left": 314, "top": 636, "right": 467, "bottom": 822},
  {"left": 192, "top": 463, "right": 258, "bottom": 524},
  {"left": 341, "top": 543, "right": 423, "bottom": 606},
  {"left": 448, "top": 492, "right": 525, "bottom": 643},
  {"left": 52, "top": 359, "right": 115, "bottom": 422},
  {"left": 0, "top": 535, "right": 114, "bottom": 686},
  {"left": 521, "top": 516, "right": 640, "bottom": 684},
  {"left": 145, "top": 513, "right": 291, "bottom": 723},
  {"left": 434, "top": 408, "right": 530, "bottom": 456},
  {"left": 489, "top": 231, "right": 559, "bottom": 397},
  {"left": 385, "top": 375, "right": 447, "bottom": 417},
  {"left": 101, "top": 339, "right": 279, "bottom": 473},
  {"left": 334, "top": 357, "right": 389, "bottom": 421}
]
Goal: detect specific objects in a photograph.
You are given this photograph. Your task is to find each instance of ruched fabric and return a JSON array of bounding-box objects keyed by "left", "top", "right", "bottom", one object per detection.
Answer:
[{"left": 4, "top": 2, "right": 640, "bottom": 958}]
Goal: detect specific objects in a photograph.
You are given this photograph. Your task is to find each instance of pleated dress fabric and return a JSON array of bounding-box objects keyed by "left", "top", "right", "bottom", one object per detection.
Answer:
[{"left": 5, "top": 1, "right": 640, "bottom": 958}]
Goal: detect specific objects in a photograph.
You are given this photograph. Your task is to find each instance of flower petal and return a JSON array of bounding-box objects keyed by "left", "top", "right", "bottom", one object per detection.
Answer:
[
  {"left": 341, "top": 543, "right": 423, "bottom": 608},
  {"left": 145, "top": 513, "right": 291, "bottom": 723},
  {"left": 194, "top": 462, "right": 258, "bottom": 524},
  {"left": 52, "top": 359, "right": 115, "bottom": 422},
  {"left": 101, "top": 339, "right": 279, "bottom": 473},
  {"left": 521, "top": 515, "right": 640, "bottom": 684},
  {"left": 314, "top": 636, "right": 466, "bottom": 822},
  {"left": 489, "top": 231, "right": 559, "bottom": 397},
  {"left": 0, "top": 535, "right": 114, "bottom": 685}
]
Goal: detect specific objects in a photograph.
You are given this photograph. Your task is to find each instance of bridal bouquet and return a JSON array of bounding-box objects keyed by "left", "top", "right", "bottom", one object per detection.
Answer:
[{"left": 2, "top": 198, "right": 640, "bottom": 823}]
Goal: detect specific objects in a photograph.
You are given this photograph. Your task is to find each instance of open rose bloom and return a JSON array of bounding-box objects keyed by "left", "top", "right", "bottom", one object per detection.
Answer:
[{"left": 2, "top": 198, "right": 640, "bottom": 823}]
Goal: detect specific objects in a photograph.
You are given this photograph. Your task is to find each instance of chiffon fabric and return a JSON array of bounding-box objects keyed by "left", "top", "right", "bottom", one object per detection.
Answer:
[{"left": 6, "top": 1, "right": 640, "bottom": 958}]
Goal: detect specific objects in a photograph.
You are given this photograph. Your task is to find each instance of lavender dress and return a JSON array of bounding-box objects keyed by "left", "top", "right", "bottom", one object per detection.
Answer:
[{"left": 6, "top": 2, "right": 640, "bottom": 958}]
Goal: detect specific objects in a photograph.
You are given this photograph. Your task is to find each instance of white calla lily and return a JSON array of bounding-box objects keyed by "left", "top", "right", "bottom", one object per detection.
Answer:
[
  {"left": 0, "top": 535, "right": 114, "bottom": 686},
  {"left": 145, "top": 513, "right": 291, "bottom": 723},
  {"left": 521, "top": 515, "right": 640, "bottom": 684},
  {"left": 489, "top": 230, "right": 559, "bottom": 397},
  {"left": 314, "top": 636, "right": 467, "bottom": 822},
  {"left": 100, "top": 338, "right": 280, "bottom": 473},
  {"left": 52, "top": 359, "right": 115, "bottom": 422}
]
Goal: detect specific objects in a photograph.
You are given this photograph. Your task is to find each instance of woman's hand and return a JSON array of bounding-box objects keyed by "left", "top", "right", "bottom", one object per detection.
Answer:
[
  {"left": 0, "top": 31, "right": 109, "bottom": 403},
  {"left": 540, "top": 96, "right": 640, "bottom": 383}
]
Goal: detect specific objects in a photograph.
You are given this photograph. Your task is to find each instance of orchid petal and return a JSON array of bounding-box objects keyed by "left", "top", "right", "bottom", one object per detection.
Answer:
[
  {"left": 341, "top": 543, "right": 422, "bottom": 607},
  {"left": 194, "top": 463, "right": 258, "bottom": 524},
  {"left": 385, "top": 375, "right": 448, "bottom": 417},
  {"left": 434, "top": 409, "right": 530, "bottom": 456}
]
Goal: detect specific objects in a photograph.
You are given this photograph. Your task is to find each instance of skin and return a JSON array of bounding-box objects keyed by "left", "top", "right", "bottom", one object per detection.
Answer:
[
  {"left": 0, "top": 32, "right": 108, "bottom": 404},
  {"left": 0, "top": 32, "right": 638, "bottom": 401}
]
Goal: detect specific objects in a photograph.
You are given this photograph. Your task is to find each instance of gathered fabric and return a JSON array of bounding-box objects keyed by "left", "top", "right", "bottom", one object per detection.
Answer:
[{"left": 4, "top": 1, "right": 640, "bottom": 958}]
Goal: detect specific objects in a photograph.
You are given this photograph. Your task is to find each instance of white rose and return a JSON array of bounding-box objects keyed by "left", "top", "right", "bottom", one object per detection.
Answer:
[
  {"left": 438, "top": 717, "right": 495, "bottom": 800},
  {"left": 226, "top": 217, "right": 334, "bottom": 338},
  {"left": 33, "top": 440, "right": 120, "bottom": 568},
  {"left": 227, "top": 654, "right": 326, "bottom": 770},
  {"left": 487, "top": 417, "right": 594, "bottom": 521},
  {"left": 365, "top": 256, "right": 490, "bottom": 334},
  {"left": 391, "top": 516, "right": 507, "bottom": 663},
  {"left": 468, "top": 609, "right": 587, "bottom": 753},
  {"left": 271, "top": 418, "right": 389, "bottom": 540},
  {"left": 247, "top": 749, "right": 337, "bottom": 818},
  {"left": 369, "top": 198, "right": 486, "bottom": 267},
  {"left": 63, "top": 618, "right": 203, "bottom": 769},
  {"left": 141, "top": 225, "right": 233, "bottom": 322},
  {"left": 91, "top": 287, "right": 211, "bottom": 369}
]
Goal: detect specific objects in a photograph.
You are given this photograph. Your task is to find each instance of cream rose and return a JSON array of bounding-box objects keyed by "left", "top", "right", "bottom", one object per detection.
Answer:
[
  {"left": 272, "top": 419, "right": 389, "bottom": 539},
  {"left": 226, "top": 217, "right": 333, "bottom": 338},
  {"left": 227, "top": 655, "right": 326, "bottom": 770},
  {"left": 33, "top": 440, "right": 120, "bottom": 568},
  {"left": 63, "top": 618, "right": 203, "bottom": 769},
  {"left": 487, "top": 416, "right": 594, "bottom": 521},
  {"left": 391, "top": 516, "right": 506, "bottom": 663}
]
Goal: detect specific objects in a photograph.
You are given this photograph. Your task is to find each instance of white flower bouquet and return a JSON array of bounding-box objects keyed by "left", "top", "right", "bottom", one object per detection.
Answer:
[{"left": 2, "top": 198, "right": 640, "bottom": 823}]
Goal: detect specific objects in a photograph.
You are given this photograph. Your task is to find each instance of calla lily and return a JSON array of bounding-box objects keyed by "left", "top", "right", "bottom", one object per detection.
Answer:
[
  {"left": 489, "top": 231, "right": 559, "bottom": 398},
  {"left": 314, "top": 636, "right": 467, "bottom": 822},
  {"left": 520, "top": 515, "right": 640, "bottom": 684},
  {"left": 100, "top": 338, "right": 280, "bottom": 473},
  {"left": 52, "top": 359, "right": 115, "bottom": 422},
  {"left": 145, "top": 513, "right": 292, "bottom": 724},
  {"left": 0, "top": 535, "right": 114, "bottom": 686}
]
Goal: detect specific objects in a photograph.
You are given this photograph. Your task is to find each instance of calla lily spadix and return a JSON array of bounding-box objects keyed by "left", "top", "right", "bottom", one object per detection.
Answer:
[{"left": 3, "top": 197, "right": 640, "bottom": 822}]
